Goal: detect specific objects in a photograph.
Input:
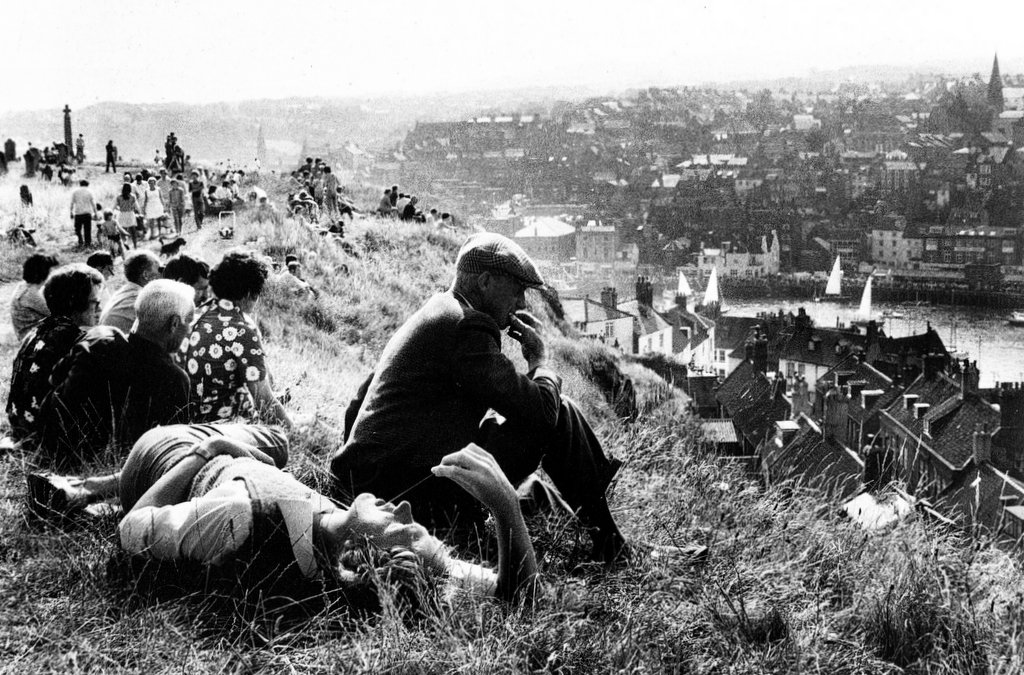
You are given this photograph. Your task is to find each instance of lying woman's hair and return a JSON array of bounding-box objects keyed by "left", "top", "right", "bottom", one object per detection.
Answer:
[{"left": 328, "top": 538, "right": 440, "bottom": 622}]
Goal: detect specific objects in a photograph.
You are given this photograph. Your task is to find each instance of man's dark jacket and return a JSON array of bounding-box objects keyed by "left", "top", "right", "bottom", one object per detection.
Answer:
[{"left": 40, "top": 327, "right": 190, "bottom": 469}]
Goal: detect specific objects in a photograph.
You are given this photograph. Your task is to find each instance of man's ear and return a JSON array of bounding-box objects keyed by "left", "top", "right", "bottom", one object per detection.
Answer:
[
  {"left": 477, "top": 270, "right": 494, "bottom": 291},
  {"left": 167, "top": 314, "right": 182, "bottom": 334}
]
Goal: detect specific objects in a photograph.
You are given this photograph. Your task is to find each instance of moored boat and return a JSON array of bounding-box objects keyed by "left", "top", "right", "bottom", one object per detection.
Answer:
[{"left": 1009, "top": 311, "right": 1024, "bottom": 327}]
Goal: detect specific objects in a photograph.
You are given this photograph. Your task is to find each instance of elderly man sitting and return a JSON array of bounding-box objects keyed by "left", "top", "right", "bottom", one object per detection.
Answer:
[
  {"left": 100, "top": 250, "right": 163, "bottom": 334},
  {"left": 38, "top": 279, "right": 194, "bottom": 470},
  {"left": 331, "top": 233, "right": 631, "bottom": 563}
]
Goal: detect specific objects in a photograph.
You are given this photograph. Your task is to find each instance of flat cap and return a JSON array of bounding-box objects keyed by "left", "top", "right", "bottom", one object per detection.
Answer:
[{"left": 455, "top": 232, "right": 545, "bottom": 288}]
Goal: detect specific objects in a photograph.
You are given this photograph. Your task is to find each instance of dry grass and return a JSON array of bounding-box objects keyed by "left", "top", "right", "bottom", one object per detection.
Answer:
[{"left": 0, "top": 171, "right": 1023, "bottom": 673}]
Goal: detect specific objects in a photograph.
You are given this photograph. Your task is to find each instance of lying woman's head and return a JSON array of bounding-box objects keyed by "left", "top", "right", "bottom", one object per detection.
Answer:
[{"left": 328, "top": 539, "right": 439, "bottom": 621}]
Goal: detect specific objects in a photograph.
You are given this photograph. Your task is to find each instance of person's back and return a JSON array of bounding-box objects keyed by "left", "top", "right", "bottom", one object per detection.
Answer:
[
  {"left": 337, "top": 292, "right": 492, "bottom": 475},
  {"left": 10, "top": 282, "right": 50, "bottom": 340},
  {"left": 40, "top": 326, "right": 189, "bottom": 469},
  {"left": 70, "top": 185, "right": 94, "bottom": 215}
]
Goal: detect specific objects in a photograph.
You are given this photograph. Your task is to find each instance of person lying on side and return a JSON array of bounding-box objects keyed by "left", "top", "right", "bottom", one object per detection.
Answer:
[{"left": 115, "top": 424, "right": 539, "bottom": 603}]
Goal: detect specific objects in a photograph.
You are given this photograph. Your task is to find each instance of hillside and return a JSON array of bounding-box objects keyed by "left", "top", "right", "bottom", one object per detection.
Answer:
[
  {"left": 0, "top": 171, "right": 1022, "bottom": 672},
  {"left": 0, "top": 87, "right": 590, "bottom": 169}
]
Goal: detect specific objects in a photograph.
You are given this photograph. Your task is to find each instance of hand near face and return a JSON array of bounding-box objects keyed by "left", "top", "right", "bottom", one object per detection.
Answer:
[
  {"left": 432, "top": 443, "right": 517, "bottom": 517},
  {"left": 507, "top": 311, "right": 547, "bottom": 371}
]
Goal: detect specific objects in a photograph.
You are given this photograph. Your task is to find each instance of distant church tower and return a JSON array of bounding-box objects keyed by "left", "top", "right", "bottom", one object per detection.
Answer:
[
  {"left": 256, "top": 123, "right": 267, "bottom": 167},
  {"left": 988, "top": 53, "right": 1004, "bottom": 111}
]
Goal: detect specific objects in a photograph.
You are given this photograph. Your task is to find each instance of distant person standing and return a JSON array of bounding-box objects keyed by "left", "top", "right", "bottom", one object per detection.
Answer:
[
  {"left": 70, "top": 180, "right": 96, "bottom": 248},
  {"left": 115, "top": 183, "right": 141, "bottom": 250},
  {"left": 75, "top": 134, "right": 85, "bottom": 164},
  {"left": 188, "top": 170, "right": 207, "bottom": 230},
  {"left": 322, "top": 166, "right": 340, "bottom": 217},
  {"left": 168, "top": 176, "right": 186, "bottom": 236},
  {"left": 105, "top": 140, "right": 117, "bottom": 173},
  {"left": 141, "top": 177, "right": 166, "bottom": 240}
]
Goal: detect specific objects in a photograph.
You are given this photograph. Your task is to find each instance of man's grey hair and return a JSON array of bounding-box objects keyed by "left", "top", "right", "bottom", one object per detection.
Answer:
[{"left": 135, "top": 279, "right": 195, "bottom": 334}]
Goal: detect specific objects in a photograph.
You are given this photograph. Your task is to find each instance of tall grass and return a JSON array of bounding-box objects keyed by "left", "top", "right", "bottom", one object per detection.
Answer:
[{"left": 0, "top": 170, "right": 1022, "bottom": 672}]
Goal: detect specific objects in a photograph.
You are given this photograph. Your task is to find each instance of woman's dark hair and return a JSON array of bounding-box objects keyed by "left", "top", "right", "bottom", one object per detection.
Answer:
[
  {"left": 121, "top": 183, "right": 132, "bottom": 199},
  {"left": 209, "top": 250, "right": 269, "bottom": 301},
  {"left": 163, "top": 254, "right": 207, "bottom": 285},
  {"left": 43, "top": 263, "right": 103, "bottom": 316},
  {"left": 86, "top": 251, "right": 113, "bottom": 271},
  {"left": 22, "top": 253, "right": 60, "bottom": 284}
]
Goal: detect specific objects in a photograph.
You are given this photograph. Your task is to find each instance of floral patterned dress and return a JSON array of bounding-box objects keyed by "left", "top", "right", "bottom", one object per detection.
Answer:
[
  {"left": 6, "top": 316, "right": 84, "bottom": 440},
  {"left": 183, "top": 299, "right": 267, "bottom": 422}
]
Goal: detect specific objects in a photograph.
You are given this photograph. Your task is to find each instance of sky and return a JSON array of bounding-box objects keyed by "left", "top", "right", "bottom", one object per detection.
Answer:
[{"left": 3, "top": 0, "right": 1023, "bottom": 112}]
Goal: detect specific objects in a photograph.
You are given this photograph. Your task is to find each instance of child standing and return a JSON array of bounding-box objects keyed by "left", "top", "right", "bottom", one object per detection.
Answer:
[{"left": 99, "top": 210, "right": 131, "bottom": 259}]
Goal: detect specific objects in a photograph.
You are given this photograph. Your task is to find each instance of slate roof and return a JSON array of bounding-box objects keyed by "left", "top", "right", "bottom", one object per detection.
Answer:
[
  {"left": 561, "top": 297, "right": 633, "bottom": 325},
  {"left": 715, "top": 360, "right": 791, "bottom": 448},
  {"left": 816, "top": 355, "right": 900, "bottom": 423},
  {"left": 617, "top": 299, "right": 673, "bottom": 338},
  {"left": 762, "top": 415, "right": 863, "bottom": 498},
  {"left": 936, "top": 463, "right": 1024, "bottom": 532},
  {"left": 780, "top": 327, "right": 869, "bottom": 368},
  {"left": 880, "top": 372, "right": 1000, "bottom": 470},
  {"left": 660, "top": 304, "right": 714, "bottom": 353}
]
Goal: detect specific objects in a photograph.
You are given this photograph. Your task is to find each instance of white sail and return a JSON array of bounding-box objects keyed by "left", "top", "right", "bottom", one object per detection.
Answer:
[
  {"left": 825, "top": 256, "right": 842, "bottom": 296},
  {"left": 678, "top": 270, "right": 693, "bottom": 297},
  {"left": 702, "top": 267, "right": 720, "bottom": 306},
  {"left": 857, "top": 275, "right": 873, "bottom": 321}
]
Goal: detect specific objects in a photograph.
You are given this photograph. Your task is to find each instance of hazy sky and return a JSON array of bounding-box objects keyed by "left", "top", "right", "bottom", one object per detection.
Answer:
[{"left": 3, "top": 0, "right": 1022, "bottom": 112}]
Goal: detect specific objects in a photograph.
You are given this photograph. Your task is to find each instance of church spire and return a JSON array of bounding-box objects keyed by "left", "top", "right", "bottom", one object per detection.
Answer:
[{"left": 988, "top": 53, "right": 1004, "bottom": 110}]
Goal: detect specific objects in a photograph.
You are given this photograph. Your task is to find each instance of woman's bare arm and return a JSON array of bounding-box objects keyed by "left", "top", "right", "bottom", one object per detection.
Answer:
[{"left": 432, "top": 444, "right": 539, "bottom": 601}]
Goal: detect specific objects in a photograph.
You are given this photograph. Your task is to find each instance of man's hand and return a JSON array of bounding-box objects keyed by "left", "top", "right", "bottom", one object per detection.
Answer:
[
  {"left": 432, "top": 444, "right": 517, "bottom": 517},
  {"left": 194, "top": 437, "right": 275, "bottom": 466},
  {"left": 507, "top": 311, "right": 547, "bottom": 371}
]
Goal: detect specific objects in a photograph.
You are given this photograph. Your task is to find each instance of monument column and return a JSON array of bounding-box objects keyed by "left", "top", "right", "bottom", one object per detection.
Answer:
[{"left": 63, "top": 105, "right": 73, "bottom": 154}]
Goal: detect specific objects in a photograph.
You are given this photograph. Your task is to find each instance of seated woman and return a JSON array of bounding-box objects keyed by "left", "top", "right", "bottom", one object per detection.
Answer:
[
  {"left": 182, "top": 250, "right": 301, "bottom": 428},
  {"left": 113, "top": 424, "right": 538, "bottom": 603}
]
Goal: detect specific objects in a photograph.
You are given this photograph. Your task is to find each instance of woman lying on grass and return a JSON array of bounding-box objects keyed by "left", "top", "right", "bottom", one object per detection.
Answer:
[{"left": 115, "top": 424, "right": 539, "bottom": 606}]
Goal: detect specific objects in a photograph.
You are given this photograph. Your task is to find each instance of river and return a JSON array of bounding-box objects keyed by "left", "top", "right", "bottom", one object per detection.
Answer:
[{"left": 723, "top": 297, "right": 1024, "bottom": 388}]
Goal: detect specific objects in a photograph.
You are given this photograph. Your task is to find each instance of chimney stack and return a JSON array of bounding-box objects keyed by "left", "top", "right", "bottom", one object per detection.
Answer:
[
  {"left": 923, "top": 353, "right": 945, "bottom": 381},
  {"left": 960, "top": 359, "right": 980, "bottom": 398},
  {"left": 752, "top": 331, "right": 769, "bottom": 374},
  {"left": 823, "top": 386, "right": 851, "bottom": 444},
  {"left": 775, "top": 420, "right": 800, "bottom": 448},
  {"left": 600, "top": 286, "right": 618, "bottom": 308},
  {"left": 973, "top": 424, "right": 992, "bottom": 465}
]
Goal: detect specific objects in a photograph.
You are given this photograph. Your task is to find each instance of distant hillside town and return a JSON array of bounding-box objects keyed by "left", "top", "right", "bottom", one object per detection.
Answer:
[{"left": 330, "top": 55, "right": 1024, "bottom": 307}]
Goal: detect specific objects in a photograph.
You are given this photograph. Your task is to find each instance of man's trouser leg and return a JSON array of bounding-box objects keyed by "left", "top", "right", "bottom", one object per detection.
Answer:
[
  {"left": 477, "top": 397, "right": 627, "bottom": 559},
  {"left": 73, "top": 214, "right": 85, "bottom": 245}
]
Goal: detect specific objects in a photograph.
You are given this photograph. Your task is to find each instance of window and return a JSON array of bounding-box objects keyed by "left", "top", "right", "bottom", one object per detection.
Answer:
[{"left": 604, "top": 321, "right": 615, "bottom": 337}]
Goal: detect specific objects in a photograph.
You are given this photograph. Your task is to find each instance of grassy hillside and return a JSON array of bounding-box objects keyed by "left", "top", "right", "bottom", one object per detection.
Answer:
[{"left": 0, "top": 172, "right": 1022, "bottom": 673}]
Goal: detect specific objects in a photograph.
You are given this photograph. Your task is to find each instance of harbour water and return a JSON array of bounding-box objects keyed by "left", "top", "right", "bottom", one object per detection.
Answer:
[{"left": 724, "top": 298, "right": 1024, "bottom": 388}]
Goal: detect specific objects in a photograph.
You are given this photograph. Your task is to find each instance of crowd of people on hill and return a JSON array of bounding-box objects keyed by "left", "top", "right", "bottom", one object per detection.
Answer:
[{"left": 2, "top": 227, "right": 699, "bottom": 615}]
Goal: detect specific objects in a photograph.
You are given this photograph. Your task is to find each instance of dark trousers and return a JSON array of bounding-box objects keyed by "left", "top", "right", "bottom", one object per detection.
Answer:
[
  {"left": 334, "top": 398, "right": 621, "bottom": 534},
  {"left": 105, "top": 156, "right": 116, "bottom": 173},
  {"left": 192, "top": 196, "right": 204, "bottom": 228},
  {"left": 73, "top": 213, "right": 92, "bottom": 247}
]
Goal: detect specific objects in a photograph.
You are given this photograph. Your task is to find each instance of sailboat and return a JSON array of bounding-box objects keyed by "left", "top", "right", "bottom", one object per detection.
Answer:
[
  {"left": 851, "top": 274, "right": 879, "bottom": 327},
  {"left": 702, "top": 266, "right": 720, "bottom": 307},
  {"left": 678, "top": 270, "right": 693, "bottom": 297},
  {"left": 818, "top": 256, "right": 844, "bottom": 301}
]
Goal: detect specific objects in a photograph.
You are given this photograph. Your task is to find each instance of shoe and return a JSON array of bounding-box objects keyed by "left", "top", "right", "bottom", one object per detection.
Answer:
[
  {"left": 26, "top": 472, "right": 88, "bottom": 517},
  {"left": 26, "top": 472, "right": 70, "bottom": 516}
]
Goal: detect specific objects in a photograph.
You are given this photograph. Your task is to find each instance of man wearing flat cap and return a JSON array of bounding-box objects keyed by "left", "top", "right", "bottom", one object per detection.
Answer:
[{"left": 331, "top": 232, "right": 629, "bottom": 563}]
